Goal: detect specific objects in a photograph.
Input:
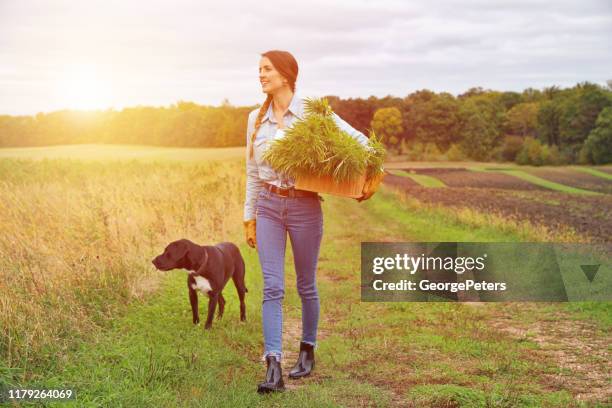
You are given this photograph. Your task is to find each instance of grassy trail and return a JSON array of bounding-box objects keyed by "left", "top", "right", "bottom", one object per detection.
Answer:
[
  {"left": 572, "top": 166, "right": 612, "bottom": 180},
  {"left": 15, "top": 185, "right": 609, "bottom": 407},
  {"left": 386, "top": 170, "right": 447, "bottom": 188}
]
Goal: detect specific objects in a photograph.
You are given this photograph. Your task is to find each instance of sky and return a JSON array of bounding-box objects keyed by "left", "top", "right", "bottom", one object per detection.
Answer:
[{"left": 1, "top": 0, "right": 611, "bottom": 115}]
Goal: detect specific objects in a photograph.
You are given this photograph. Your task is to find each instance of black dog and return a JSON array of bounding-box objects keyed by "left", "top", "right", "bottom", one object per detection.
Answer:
[{"left": 152, "top": 239, "right": 248, "bottom": 329}]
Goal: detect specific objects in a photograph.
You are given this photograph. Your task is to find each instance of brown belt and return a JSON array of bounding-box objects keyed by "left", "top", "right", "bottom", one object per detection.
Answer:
[{"left": 263, "top": 183, "right": 320, "bottom": 199}]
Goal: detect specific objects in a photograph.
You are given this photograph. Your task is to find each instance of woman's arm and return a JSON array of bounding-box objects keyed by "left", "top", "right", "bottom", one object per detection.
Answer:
[
  {"left": 244, "top": 111, "right": 264, "bottom": 221},
  {"left": 331, "top": 112, "right": 372, "bottom": 150}
]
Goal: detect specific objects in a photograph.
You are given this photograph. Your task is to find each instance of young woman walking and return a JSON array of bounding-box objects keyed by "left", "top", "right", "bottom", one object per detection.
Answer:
[{"left": 243, "top": 50, "right": 381, "bottom": 394}]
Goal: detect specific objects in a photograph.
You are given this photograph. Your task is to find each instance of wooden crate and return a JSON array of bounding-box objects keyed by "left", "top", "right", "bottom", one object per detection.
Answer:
[{"left": 295, "top": 172, "right": 367, "bottom": 198}]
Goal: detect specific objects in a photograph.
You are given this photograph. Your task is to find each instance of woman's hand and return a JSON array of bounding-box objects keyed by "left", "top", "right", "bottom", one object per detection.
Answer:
[
  {"left": 356, "top": 171, "right": 385, "bottom": 202},
  {"left": 244, "top": 219, "right": 257, "bottom": 248}
]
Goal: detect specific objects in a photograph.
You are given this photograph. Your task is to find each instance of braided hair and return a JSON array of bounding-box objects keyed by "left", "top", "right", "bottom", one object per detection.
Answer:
[{"left": 248, "top": 50, "right": 298, "bottom": 159}]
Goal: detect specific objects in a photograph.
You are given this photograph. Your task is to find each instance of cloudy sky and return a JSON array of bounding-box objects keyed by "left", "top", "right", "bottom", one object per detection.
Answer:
[{"left": 1, "top": 0, "right": 611, "bottom": 115}]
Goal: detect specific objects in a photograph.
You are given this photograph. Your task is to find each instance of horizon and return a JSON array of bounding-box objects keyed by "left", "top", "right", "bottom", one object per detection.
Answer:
[{"left": 3, "top": 80, "right": 608, "bottom": 117}]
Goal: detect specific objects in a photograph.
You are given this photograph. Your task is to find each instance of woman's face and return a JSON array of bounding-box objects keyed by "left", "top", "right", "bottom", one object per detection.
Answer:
[{"left": 259, "top": 56, "right": 288, "bottom": 94}]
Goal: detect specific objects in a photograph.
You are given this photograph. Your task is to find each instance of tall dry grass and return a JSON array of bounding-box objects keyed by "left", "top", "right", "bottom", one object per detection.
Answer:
[{"left": 0, "top": 157, "right": 245, "bottom": 376}]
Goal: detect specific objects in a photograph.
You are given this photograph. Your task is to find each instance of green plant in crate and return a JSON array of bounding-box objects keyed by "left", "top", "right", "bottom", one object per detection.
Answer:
[
  {"left": 262, "top": 97, "right": 386, "bottom": 183},
  {"left": 364, "top": 130, "right": 386, "bottom": 178}
]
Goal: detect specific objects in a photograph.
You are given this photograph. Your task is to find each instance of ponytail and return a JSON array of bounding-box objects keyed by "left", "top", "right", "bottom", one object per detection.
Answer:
[{"left": 249, "top": 94, "right": 274, "bottom": 159}]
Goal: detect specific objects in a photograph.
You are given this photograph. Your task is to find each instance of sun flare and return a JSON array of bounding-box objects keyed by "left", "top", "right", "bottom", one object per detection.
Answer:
[{"left": 54, "top": 64, "right": 114, "bottom": 110}]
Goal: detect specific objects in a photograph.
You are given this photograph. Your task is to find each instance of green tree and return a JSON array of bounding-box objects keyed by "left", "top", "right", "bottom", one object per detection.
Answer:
[
  {"left": 516, "top": 137, "right": 544, "bottom": 165},
  {"left": 542, "top": 85, "right": 561, "bottom": 100},
  {"left": 458, "top": 99, "right": 500, "bottom": 161},
  {"left": 497, "top": 91, "right": 523, "bottom": 110},
  {"left": 558, "top": 82, "right": 612, "bottom": 159},
  {"left": 458, "top": 87, "right": 489, "bottom": 99},
  {"left": 327, "top": 95, "right": 374, "bottom": 136},
  {"left": 370, "top": 107, "right": 403, "bottom": 152},
  {"left": 498, "top": 135, "right": 524, "bottom": 162},
  {"left": 582, "top": 107, "right": 612, "bottom": 164},
  {"left": 405, "top": 91, "right": 460, "bottom": 151},
  {"left": 537, "top": 99, "right": 564, "bottom": 146},
  {"left": 468, "top": 93, "right": 506, "bottom": 129},
  {"left": 504, "top": 102, "right": 539, "bottom": 137},
  {"left": 521, "top": 87, "right": 544, "bottom": 102}
]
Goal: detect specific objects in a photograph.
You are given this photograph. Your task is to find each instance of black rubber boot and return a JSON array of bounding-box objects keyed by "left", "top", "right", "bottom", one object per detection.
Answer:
[
  {"left": 288, "top": 341, "right": 315, "bottom": 379},
  {"left": 257, "top": 355, "right": 285, "bottom": 393}
]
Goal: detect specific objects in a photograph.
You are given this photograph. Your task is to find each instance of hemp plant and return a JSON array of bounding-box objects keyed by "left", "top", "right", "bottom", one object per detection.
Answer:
[{"left": 263, "top": 97, "right": 386, "bottom": 183}]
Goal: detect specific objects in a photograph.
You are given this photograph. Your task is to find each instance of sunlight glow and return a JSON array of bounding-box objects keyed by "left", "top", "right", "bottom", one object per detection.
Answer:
[{"left": 54, "top": 64, "right": 114, "bottom": 110}]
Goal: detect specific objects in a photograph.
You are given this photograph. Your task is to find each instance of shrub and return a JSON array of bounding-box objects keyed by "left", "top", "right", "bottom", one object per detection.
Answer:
[
  {"left": 516, "top": 137, "right": 542, "bottom": 165},
  {"left": 399, "top": 138, "right": 411, "bottom": 155},
  {"left": 559, "top": 145, "right": 577, "bottom": 164},
  {"left": 499, "top": 135, "right": 524, "bottom": 162},
  {"left": 445, "top": 143, "right": 467, "bottom": 161},
  {"left": 401, "top": 141, "right": 447, "bottom": 161},
  {"left": 515, "top": 137, "right": 563, "bottom": 166},
  {"left": 404, "top": 141, "right": 424, "bottom": 160},
  {"left": 423, "top": 142, "right": 442, "bottom": 161},
  {"left": 547, "top": 144, "right": 564, "bottom": 165}
]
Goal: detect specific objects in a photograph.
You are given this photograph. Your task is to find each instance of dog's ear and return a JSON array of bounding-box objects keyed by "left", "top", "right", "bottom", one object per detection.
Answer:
[{"left": 170, "top": 240, "right": 189, "bottom": 261}]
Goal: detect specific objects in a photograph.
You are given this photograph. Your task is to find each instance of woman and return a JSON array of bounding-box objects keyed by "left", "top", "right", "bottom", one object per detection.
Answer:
[{"left": 243, "top": 50, "right": 381, "bottom": 394}]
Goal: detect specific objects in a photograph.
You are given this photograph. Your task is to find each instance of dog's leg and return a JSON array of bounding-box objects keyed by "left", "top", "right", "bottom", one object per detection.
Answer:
[
  {"left": 204, "top": 291, "right": 219, "bottom": 330},
  {"left": 217, "top": 293, "right": 225, "bottom": 320},
  {"left": 232, "top": 257, "right": 248, "bottom": 322},
  {"left": 238, "top": 291, "right": 246, "bottom": 322},
  {"left": 188, "top": 277, "right": 199, "bottom": 325}
]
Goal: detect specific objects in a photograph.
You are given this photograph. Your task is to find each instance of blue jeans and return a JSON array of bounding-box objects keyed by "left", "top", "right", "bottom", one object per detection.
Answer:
[{"left": 255, "top": 187, "right": 324, "bottom": 363}]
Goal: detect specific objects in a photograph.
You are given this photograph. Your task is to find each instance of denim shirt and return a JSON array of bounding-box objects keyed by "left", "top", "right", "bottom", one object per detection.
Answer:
[{"left": 244, "top": 91, "right": 371, "bottom": 221}]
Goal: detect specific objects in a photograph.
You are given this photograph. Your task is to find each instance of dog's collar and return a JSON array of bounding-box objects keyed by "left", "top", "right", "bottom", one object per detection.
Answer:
[
  {"left": 201, "top": 248, "right": 209, "bottom": 268},
  {"left": 211, "top": 246, "right": 224, "bottom": 258}
]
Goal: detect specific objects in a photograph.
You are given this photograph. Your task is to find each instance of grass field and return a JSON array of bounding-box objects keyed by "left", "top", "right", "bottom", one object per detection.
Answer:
[
  {"left": 0, "top": 143, "right": 244, "bottom": 162},
  {"left": 0, "top": 146, "right": 610, "bottom": 407}
]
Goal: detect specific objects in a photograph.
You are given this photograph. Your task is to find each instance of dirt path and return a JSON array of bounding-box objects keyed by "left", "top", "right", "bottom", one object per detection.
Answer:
[
  {"left": 281, "top": 314, "right": 305, "bottom": 391},
  {"left": 487, "top": 305, "right": 611, "bottom": 403},
  {"left": 277, "top": 311, "right": 332, "bottom": 391}
]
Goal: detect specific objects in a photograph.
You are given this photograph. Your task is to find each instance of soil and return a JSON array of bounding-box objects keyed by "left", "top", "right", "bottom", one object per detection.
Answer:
[
  {"left": 386, "top": 171, "right": 421, "bottom": 187},
  {"left": 402, "top": 168, "right": 546, "bottom": 190},
  {"left": 526, "top": 168, "right": 612, "bottom": 194},
  {"left": 384, "top": 174, "right": 612, "bottom": 243},
  {"left": 596, "top": 166, "right": 612, "bottom": 175}
]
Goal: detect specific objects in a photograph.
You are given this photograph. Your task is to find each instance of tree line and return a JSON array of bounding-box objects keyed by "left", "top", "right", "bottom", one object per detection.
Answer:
[
  {"left": 332, "top": 81, "right": 611, "bottom": 165},
  {"left": 0, "top": 100, "right": 251, "bottom": 149},
  {"left": 0, "top": 82, "right": 610, "bottom": 164}
]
